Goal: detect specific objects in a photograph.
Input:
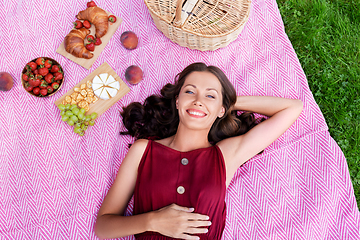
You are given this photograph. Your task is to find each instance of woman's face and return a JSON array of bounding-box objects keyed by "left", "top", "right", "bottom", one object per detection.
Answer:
[{"left": 176, "top": 71, "right": 225, "bottom": 131}]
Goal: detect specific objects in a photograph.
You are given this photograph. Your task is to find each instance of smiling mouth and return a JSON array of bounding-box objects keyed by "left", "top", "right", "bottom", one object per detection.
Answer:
[{"left": 186, "top": 110, "right": 207, "bottom": 117}]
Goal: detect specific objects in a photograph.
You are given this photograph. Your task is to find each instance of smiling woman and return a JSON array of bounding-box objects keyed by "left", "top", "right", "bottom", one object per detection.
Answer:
[{"left": 94, "top": 62, "right": 303, "bottom": 239}]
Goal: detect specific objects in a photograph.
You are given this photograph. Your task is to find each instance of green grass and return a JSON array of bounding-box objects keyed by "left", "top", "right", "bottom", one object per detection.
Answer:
[{"left": 276, "top": 0, "right": 360, "bottom": 207}]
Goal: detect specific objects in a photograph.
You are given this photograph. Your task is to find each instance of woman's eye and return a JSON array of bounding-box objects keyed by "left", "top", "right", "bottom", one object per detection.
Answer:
[
  {"left": 207, "top": 95, "right": 215, "bottom": 99},
  {"left": 185, "top": 90, "right": 194, "bottom": 94}
]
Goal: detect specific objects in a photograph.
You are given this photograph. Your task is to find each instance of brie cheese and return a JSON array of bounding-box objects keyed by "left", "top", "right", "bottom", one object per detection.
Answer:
[{"left": 92, "top": 73, "right": 120, "bottom": 100}]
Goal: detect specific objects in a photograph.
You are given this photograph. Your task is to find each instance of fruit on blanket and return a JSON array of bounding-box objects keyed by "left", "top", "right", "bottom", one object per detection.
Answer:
[
  {"left": 28, "top": 62, "right": 37, "bottom": 71},
  {"left": 83, "top": 20, "right": 91, "bottom": 29},
  {"left": 108, "top": 15, "right": 116, "bottom": 23},
  {"left": 33, "top": 87, "right": 40, "bottom": 95},
  {"left": 125, "top": 65, "right": 143, "bottom": 85},
  {"left": 74, "top": 20, "right": 83, "bottom": 29},
  {"left": 36, "top": 57, "right": 45, "bottom": 66},
  {"left": 44, "top": 59, "right": 52, "bottom": 68},
  {"left": 120, "top": 31, "right": 138, "bottom": 50},
  {"left": 87, "top": 1, "right": 97, "bottom": 7},
  {"left": 50, "top": 65, "right": 60, "bottom": 73},
  {"left": 92, "top": 73, "right": 120, "bottom": 100},
  {"left": 57, "top": 103, "right": 98, "bottom": 136},
  {"left": 22, "top": 57, "right": 64, "bottom": 97},
  {"left": 40, "top": 88, "right": 48, "bottom": 96},
  {"left": 87, "top": 35, "right": 95, "bottom": 43},
  {"left": 64, "top": 28, "right": 93, "bottom": 59},
  {"left": 76, "top": 7, "right": 108, "bottom": 38},
  {"left": 45, "top": 73, "right": 53, "bottom": 84},
  {"left": 94, "top": 37, "right": 101, "bottom": 45},
  {"left": 38, "top": 67, "right": 49, "bottom": 76},
  {"left": 54, "top": 72, "right": 63, "bottom": 81},
  {"left": 85, "top": 42, "right": 95, "bottom": 51},
  {"left": 0, "top": 72, "right": 13, "bottom": 91}
]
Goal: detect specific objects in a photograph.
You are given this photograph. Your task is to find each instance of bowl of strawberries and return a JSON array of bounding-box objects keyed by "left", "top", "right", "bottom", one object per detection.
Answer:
[{"left": 22, "top": 57, "right": 64, "bottom": 97}]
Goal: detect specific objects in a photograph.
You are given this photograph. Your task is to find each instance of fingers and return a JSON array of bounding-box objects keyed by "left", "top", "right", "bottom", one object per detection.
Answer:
[
  {"left": 188, "top": 219, "right": 212, "bottom": 228},
  {"left": 170, "top": 203, "right": 194, "bottom": 212},
  {"left": 179, "top": 234, "right": 201, "bottom": 240},
  {"left": 185, "top": 212, "right": 210, "bottom": 221}
]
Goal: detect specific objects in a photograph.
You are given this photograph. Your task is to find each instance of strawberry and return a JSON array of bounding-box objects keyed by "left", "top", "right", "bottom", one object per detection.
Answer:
[
  {"left": 25, "top": 85, "right": 33, "bottom": 92},
  {"left": 28, "top": 76, "right": 41, "bottom": 87},
  {"left": 22, "top": 74, "right": 29, "bottom": 81},
  {"left": 28, "top": 62, "right": 37, "bottom": 71},
  {"left": 45, "top": 73, "right": 54, "bottom": 84},
  {"left": 35, "top": 58, "right": 44, "bottom": 66},
  {"left": 33, "top": 87, "right": 40, "bottom": 95},
  {"left": 33, "top": 69, "right": 39, "bottom": 75},
  {"left": 50, "top": 65, "right": 60, "bottom": 73},
  {"left": 85, "top": 42, "right": 95, "bottom": 51},
  {"left": 108, "top": 15, "right": 116, "bottom": 23},
  {"left": 38, "top": 67, "right": 49, "bottom": 76},
  {"left": 44, "top": 59, "right": 52, "bottom": 68},
  {"left": 47, "top": 86, "right": 54, "bottom": 94},
  {"left": 74, "top": 20, "right": 83, "bottom": 29},
  {"left": 83, "top": 20, "right": 91, "bottom": 29},
  {"left": 40, "top": 80, "right": 48, "bottom": 89},
  {"left": 94, "top": 37, "right": 102, "bottom": 45},
  {"left": 87, "top": 1, "right": 97, "bottom": 7},
  {"left": 51, "top": 82, "right": 60, "bottom": 90},
  {"left": 87, "top": 35, "right": 95, "bottom": 43},
  {"left": 40, "top": 88, "right": 48, "bottom": 96},
  {"left": 54, "top": 72, "right": 63, "bottom": 81}
]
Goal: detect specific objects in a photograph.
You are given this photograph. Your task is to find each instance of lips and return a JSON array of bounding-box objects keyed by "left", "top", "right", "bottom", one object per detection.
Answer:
[{"left": 186, "top": 109, "right": 207, "bottom": 118}]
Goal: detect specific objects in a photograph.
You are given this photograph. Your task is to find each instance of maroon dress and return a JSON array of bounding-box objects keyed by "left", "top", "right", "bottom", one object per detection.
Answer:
[{"left": 133, "top": 140, "right": 226, "bottom": 240}]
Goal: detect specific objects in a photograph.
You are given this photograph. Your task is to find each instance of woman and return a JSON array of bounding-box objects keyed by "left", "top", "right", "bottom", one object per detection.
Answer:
[{"left": 95, "top": 63, "right": 303, "bottom": 239}]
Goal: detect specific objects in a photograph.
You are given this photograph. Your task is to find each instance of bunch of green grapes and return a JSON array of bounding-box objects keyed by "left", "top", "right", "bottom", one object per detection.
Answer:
[{"left": 57, "top": 104, "right": 98, "bottom": 136}]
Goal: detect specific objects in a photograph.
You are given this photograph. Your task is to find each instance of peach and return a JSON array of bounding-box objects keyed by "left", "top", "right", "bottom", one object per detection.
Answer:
[
  {"left": 120, "top": 31, "right": 138, "bottom": 50},
  {"left": 0, "top": 72, "right": 13, "bottom": 91},
  {"left": 125, "top": 65, "right": 143, "bottom": 85}
]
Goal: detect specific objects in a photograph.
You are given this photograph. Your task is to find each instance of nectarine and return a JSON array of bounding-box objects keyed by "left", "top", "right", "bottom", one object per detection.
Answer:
[
  {"left": 120, "top": 31, "right": 138, "bottom": 50},
  {"left": 125, "top": 65, "right": 143, "bottom": 85},
  {"left": 0, "top": 72, "right": 13, "bottom": 91}
]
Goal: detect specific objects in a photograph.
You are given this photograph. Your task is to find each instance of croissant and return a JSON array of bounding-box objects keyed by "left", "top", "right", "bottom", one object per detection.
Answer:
[
  {"left": 64, "top": 28, "right": 93, "bottom": 59},
  {"left": 76, "top": 7, "right": 109, "bottom": 38}
]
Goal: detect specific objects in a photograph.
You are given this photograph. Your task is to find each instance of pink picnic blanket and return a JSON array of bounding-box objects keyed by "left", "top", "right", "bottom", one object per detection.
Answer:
[{"left": 1, "top": 0, "right": 359, "bottom": 239}]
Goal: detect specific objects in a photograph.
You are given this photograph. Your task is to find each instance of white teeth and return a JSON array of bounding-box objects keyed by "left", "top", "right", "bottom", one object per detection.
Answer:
[{"left": 188, "top": 111, "right": 205, "bottom": 116}]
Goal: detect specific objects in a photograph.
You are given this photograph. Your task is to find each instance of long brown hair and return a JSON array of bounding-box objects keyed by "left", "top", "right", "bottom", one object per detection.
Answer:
[{"left": 121, "top": 62, "right": 263, "bottom": 143}]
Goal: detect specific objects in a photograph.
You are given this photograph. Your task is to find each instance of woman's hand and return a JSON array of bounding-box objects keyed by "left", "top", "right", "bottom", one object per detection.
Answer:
[{"left": 149, "top": 203, "right": 212, "bottom": 240}]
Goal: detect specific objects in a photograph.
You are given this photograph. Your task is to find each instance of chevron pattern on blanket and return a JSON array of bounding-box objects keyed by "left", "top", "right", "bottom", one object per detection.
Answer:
[{"left": 0, "top": 0, "right": 359, "bottom": 239}]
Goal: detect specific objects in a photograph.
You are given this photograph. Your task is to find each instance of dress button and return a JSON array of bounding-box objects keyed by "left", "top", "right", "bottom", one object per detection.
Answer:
[
  {"left": 181, "top": 158, "right": 189, "bottom": 165},
  {"left": 177, "top": 186, "right": 185, "bottom": 194}
]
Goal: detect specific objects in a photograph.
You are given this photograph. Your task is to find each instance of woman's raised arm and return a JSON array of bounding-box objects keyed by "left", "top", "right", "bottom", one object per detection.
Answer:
[{"left": 218, "top": 96, "right": 303, "bottom": 186}]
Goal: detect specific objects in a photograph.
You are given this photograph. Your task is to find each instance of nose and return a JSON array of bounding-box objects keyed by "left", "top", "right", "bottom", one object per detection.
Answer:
[{"left": 193, "top": 98, "right": 203, "bottom": 107}]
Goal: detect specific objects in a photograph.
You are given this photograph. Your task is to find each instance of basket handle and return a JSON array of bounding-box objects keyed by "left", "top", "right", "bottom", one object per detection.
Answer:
[{"left": 173, "top": 0, "right": 184, "bottom": 27}]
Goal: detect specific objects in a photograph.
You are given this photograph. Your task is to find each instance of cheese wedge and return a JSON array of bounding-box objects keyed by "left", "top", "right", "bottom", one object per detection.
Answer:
[
  {"left": 92, "top": 73, "right": 120, "bottom": 100},
  {"left": 107, "top": 81, "right": 120, "bottom": 90}
]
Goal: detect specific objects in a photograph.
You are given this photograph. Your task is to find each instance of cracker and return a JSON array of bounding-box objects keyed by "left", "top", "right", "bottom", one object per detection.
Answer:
[
  {"left": 65, "top": 96, "right": 72, "bottom": 103},
  {"left": 80, "top": 89, "right": 87, "bottom": 96}
]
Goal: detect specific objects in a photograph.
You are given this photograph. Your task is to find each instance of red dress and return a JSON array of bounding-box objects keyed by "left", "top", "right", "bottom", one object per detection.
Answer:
[{"left": 133, "top": 140, "right": 226, "bottom": 240}]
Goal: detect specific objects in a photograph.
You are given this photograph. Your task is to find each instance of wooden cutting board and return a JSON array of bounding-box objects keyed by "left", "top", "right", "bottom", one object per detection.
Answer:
[
  {"left": 54, "top": 62, "right": 130, "bottom": 117},
  {"left": 56, "top": 9, "right": 122, "bottom": 69}
]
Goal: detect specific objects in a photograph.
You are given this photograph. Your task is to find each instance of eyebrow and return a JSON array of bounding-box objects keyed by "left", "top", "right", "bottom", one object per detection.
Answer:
[{"left": 184, "top": 84, "right": 219, "bottom": 93}]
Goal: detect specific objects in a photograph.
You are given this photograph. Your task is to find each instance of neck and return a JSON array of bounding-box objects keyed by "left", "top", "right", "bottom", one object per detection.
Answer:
[{"left": 168, "top": 124, "right": 212, "bottom": 152}]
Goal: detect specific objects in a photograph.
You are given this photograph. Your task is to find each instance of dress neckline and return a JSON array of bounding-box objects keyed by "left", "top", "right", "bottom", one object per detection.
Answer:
[{"left": 151, "top": 139, "right": 216, "bottom": 154}]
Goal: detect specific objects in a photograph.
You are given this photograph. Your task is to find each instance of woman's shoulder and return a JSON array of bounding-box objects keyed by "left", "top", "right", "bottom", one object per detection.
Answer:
[
  {"left": 130, "top": 138, "right": 150, "bottom": 152},
  {"left": 216, "top": 135, "right": 244, "bottom": 160}
]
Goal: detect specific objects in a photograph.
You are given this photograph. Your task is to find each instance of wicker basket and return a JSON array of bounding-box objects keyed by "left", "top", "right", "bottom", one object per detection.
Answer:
[{"left": 144, "top": 0, "right": 251, "bottom": 51}]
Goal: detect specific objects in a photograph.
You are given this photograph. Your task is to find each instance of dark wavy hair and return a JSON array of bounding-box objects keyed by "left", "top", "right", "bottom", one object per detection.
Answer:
[{"left": 121, "top": 62, "right": 264, "bottom": 144}]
